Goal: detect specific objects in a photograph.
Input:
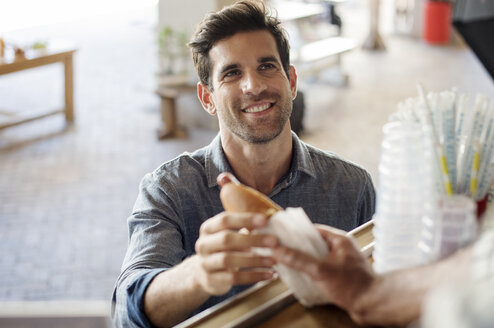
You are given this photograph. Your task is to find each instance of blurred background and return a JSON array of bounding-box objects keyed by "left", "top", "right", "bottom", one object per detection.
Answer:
[{"left": 1, "top": 0, "right": 493, "bottom": 320}]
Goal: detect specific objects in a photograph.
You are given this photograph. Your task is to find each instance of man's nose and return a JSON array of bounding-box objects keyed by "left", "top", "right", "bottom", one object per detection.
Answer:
[{"left": 241, "top": 71, "right": 267, "bottom": 95}]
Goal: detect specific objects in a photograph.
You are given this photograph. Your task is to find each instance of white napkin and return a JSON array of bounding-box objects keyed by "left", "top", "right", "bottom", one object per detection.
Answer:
[{"left": 256, "top": 207, "right": 330, "bottom": 307}]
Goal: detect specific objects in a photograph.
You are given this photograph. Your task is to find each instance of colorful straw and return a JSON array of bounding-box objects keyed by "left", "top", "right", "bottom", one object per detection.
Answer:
[
  {"left": 393, "top": 87, "right": 494, "bottom": 200},
  {"left": 417, "top": 84, "right": 453, "bottom": 195},
  {"left": 470, "top": 140, "right": 481, "bottom": 198}
]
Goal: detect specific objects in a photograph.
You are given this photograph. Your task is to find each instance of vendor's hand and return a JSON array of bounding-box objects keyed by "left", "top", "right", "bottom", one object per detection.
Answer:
[
  {"left": 272, "top": 225, "right": 374, "bottom": 311},
  {"left": 194, "top": 191, "right": 278, "bottom": 295}
]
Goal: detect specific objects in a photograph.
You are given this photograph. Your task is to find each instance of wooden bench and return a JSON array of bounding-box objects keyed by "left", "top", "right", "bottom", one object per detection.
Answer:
[
  {"left": 155, "top": 83, "right": 197, "bottom": 139},
  {"left": 291, "top": 36, "right": 356, "bottom": 85},
  {"left": 274, "top": 0, "right": 356, "bottom": 85},
  {"left": 292, "top": 36, "right": 355, "bottom": 64}
]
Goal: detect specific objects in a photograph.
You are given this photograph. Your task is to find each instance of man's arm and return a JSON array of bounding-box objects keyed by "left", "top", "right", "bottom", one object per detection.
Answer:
[
  {"left": 144, "top": 212, "right": 278, "bottom": 327},
  {"left": 142, "top": 255, "right": 208, "bottom": 327},
  {"left": 272, "top": 225, "right": 472, "bottom": 326},
  {"left": 114, "top": 172, "right": 279, "bottom": 327}
]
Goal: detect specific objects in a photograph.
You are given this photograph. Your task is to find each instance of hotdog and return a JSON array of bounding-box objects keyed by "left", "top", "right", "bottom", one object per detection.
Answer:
[
  {"left": 220, "top": 180, "right": 282, "bottom": 217},
  {"left": 219, "top": 174, "right": 333, "bottom": 306}
]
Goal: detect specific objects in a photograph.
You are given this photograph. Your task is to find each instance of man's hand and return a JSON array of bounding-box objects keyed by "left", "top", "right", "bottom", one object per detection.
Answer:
[
  {"left": 143, "top": 172, "right": 279, "bottom": 327},
  {"left": 194, "top": 211, "right": 278, "bottom": 295},
  {"left": 272, "top": 225, "right": 374, "bottom": 313},
  {"left": 144, "top": 212, "right": 278, "bottom": 328}
]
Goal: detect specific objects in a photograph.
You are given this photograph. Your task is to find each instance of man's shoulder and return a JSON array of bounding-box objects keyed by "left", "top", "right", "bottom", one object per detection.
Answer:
[
  {"left": 152, "top": 150, "right": 207, "bottom": 181},
  {"left": 304, "top": 143, "right": 370, "bottom": 178},
  {"left": 151, "top": 135, "right": 224, "bottom": 183},
  {"left": 137, "top": 151, "right": 212, "bottom": 201}
]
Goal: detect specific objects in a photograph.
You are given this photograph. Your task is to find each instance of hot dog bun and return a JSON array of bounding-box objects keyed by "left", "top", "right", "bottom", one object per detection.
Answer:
[{"left": 220, "top": 180, "right": 282, "bottom": 217}]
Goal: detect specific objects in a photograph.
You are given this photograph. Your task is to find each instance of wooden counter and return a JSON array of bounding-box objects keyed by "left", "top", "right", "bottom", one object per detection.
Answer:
[{"left": 176, "top": 220, "right": 375, "bottom": 328}]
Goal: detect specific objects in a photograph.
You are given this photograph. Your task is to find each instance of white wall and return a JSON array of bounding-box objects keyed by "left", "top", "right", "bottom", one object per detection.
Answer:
[
  {"left": 158, "top": 0, "right": 237, "bottom": 35},
  {"left": 0, "top": 0, "right": 156, "bottom": 32}
]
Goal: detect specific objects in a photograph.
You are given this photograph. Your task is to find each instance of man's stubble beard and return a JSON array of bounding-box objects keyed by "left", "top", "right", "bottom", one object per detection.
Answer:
[{"left": 223, "top": 92, "right": 293, "bottom": 144}]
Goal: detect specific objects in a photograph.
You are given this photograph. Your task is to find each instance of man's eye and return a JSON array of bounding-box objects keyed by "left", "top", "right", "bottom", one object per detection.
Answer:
[
  {"left": 259, "top": 63, "right": 275, "bottom": 70},
  {"left": 224, "top": 70, "right": 240, "bottom": 78}
]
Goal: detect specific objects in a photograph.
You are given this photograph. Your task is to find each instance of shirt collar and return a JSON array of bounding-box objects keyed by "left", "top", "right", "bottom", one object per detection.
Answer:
[
  {"left": 204, "top": 132, "right": 316, "bottom": 188},
  {"left": 205, "top": 133, "right": 232, "bottom": 188},
  {"left": 290, "top": 131, "right": 316, "bottom": 179}
]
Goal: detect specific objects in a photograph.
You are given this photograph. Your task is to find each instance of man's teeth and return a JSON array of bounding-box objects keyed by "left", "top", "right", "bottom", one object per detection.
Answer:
[{"left": 244, "top": 103, "right": 271, "bottom": 113}]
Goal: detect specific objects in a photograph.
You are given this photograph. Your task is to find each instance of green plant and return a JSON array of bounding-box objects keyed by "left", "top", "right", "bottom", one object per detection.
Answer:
[
  {"left": 158, "top": 26, "right": 174, "bottom": 58},
  {"left": 158, "top": 26, "right": 190, "bottom": 75}
]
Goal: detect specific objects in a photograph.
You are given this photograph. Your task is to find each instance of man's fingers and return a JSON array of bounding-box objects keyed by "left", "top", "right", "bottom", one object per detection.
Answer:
[
  {"left": 200, "top": 271, "right": 233, "bottom": 295},
  {"left": 201, "top": 252, "right": 275, "bottom": 271},
  {"left": 200, "top": 212, "right": 268, "bottom": 234},
  {"left": 196, "top": 231, "right": 277, "bottom": 254},
  {"left": 232, "top": 270, "right": 274, "bottom": 285},
  {"left": 217, "top": 172, "right": 240, "bottom": 187},
  {"left": 199, "top": 268, "right": 273, "bottom": 295}
]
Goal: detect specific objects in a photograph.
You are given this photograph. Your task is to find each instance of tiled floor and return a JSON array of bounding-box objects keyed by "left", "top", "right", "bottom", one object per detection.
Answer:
[{"left": 1, "top": 0, "right": 494, "bottom": 304}]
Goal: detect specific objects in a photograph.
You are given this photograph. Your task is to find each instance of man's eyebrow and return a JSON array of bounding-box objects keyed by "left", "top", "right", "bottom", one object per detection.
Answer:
[
  {"left": 218, "top": 57, "right": 279, "bottom": 75},
  {"left": 259, "top": 56, "right": 279, "bottom": 64},
  {"left": 219, "top": 63, "right": 239, "bottom": 75}
]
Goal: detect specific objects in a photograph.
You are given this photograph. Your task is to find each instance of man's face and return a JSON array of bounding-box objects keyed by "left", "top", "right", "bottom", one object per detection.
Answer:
[{"left": 204, "top": 30, "right": 297, "bottom": 144}]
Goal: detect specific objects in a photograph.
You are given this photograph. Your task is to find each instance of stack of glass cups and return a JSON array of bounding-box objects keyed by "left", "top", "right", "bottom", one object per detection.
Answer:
[
  {"left": 373, "top": 121, "right": 437, "bottom": 273},
  {"left": 419, "top": 195, "right": 478, "bottom": 263}
]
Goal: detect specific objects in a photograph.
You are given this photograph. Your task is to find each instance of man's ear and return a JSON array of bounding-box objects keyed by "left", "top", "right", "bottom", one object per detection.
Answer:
[
  {"left": 197, "top": 82, "right": 216, "bottom": 115},
  {"left": 289, "top": 65, "right": 298, "bottom": 100}
]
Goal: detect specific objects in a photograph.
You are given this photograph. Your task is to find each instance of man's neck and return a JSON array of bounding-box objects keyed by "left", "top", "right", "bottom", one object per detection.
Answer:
[{"left": 221, "top": 127, "right": 293, "bottom": 195}]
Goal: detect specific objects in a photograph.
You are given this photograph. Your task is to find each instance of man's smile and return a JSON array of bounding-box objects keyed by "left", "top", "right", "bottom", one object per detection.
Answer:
[{"left": 242, "top": 102, "right": 274, "bottom": 113}]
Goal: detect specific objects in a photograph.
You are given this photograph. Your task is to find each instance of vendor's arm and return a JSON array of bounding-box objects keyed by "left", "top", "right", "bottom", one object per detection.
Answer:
[{"left": 272, "top": 225, "right": 472, "bottom": 327}]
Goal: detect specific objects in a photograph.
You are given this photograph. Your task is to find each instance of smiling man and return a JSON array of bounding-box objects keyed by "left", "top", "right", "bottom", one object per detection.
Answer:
[
  {"left": 197, "top": 29, "right": 297, "bottom": 195},
  {"left": 112, "top": 1, "right": 375, "bottom": 327}
]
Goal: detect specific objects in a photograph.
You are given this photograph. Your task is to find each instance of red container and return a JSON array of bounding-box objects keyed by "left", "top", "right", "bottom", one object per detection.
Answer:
[
  {"left": 423, "top": 1, "right": 452, "bottom": 44},
  {"left": 476, "top": 195, "right": 488, "bottom": 220}
]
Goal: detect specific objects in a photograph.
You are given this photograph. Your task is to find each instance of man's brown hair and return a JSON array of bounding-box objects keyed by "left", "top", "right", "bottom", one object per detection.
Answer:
[{"left": 188, "top": 0, "right": 290, "bottom": 89}]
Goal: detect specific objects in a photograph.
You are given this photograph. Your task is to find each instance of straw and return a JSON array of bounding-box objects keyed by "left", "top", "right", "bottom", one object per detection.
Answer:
[
  {"left": 456, "top": 95, "right": 484, "bottom": 194},
  {"left": 392, "top": 88, "right": 494, "bottom": 200},
  {"left": 478, "top": 161, "right": 494, "bottom": 200},
  {"left": 455, "top": 94, "right": 468, "bottom": 142},
  {"left": 417, "top": 84, "right": 453, "bottom": 195},
  {"left": 441, "top": 91, "right": 457, "bottom": 189},
  {"left": 476, "top": 100, "right": 494, "bottom": 188},
  {"left": 455, "top": 94, "right": 469, "bottom": 191},
  {"left": 470, "top": 139, "right": 481, "bottom": 198},
  {"left": 476, "top": 102, "right": 494, "bottom": 200}
]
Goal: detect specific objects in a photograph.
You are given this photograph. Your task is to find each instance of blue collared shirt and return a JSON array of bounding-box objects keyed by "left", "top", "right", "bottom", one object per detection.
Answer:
[{"left": 112, "top": 132, "right": 375, "bottom": 327}]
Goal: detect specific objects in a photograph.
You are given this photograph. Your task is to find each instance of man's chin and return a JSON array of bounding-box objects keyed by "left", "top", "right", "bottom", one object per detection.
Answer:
[{"left": 235, "top": 129, "right": 284, "bottom": 144}]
